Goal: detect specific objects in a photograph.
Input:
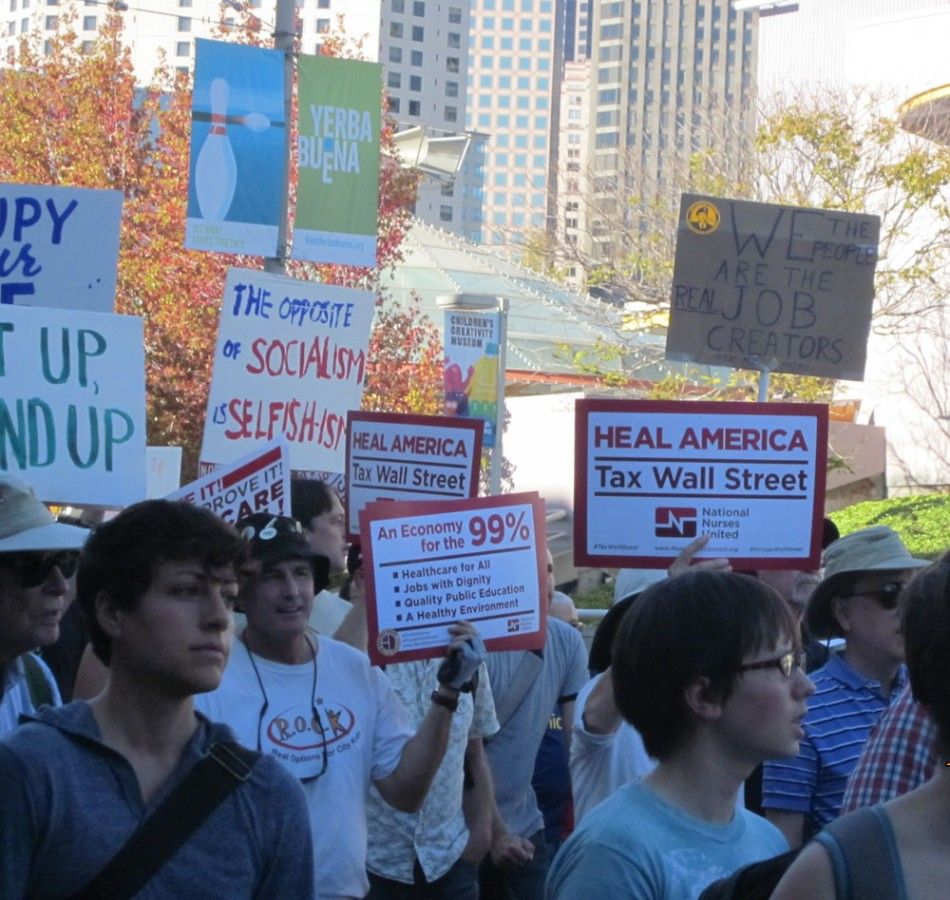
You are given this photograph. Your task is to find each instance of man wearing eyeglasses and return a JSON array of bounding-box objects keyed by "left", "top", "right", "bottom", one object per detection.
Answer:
[
  {"left": 761, "top": 525, "right": 929, "bottom": 849},
  {"left": 196, "top": 513, "right": 486, "bottom": 900},
  {"left": 0, "top": 477, "right": 87, "bottom": 736}
]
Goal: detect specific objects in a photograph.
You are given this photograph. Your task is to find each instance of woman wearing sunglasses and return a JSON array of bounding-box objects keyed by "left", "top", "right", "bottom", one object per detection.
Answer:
[{"left": 0, "top": 477, "right": 87, "bottom": 736}]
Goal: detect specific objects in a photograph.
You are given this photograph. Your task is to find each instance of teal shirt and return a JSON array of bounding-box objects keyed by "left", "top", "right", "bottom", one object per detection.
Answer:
[{"left": 546, "top": 781, "right": 788, "bottom": 899}]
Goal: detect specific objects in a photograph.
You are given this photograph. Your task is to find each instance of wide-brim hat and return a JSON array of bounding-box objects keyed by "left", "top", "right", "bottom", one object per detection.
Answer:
[
  {"left": 0, "top": 477, "right": 89, "bottom": 552},
  {"left": 807, "top": 525, "right": 930, "bottom": 639},
  {"left": 237, "top": 513, "right": 330, "bottom": 592}
]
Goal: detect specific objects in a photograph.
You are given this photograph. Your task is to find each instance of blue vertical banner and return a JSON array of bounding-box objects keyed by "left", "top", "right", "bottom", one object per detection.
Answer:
[{"left": 185, "top": 38, "right": 285, "bottom": 257}]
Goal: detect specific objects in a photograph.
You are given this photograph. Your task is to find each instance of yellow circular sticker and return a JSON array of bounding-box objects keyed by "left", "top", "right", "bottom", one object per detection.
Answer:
[{"left": 685, "top": 200, "right": 720, "bottom": 234}]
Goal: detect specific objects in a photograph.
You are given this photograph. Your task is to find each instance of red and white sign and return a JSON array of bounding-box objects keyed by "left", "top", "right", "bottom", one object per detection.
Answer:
[
  {"left": 345, "top": 411, "right": 483, "bottom": 538},
  {"left": 360, "top": 492, "right": 547, "bottom": 666},
  {"left": 167, "top": 438, "right": 290, "bottom": 523},
  {"left": 574, "top": 399, "right": 828, "bottom": 569}
]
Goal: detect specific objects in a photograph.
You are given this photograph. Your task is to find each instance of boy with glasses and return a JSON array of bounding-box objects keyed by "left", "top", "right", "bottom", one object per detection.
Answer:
[
  {"left": 762, "top": 525, "right": 929, "bottom": 848},
  {"left": 546, "top": 570, "right": 813, "bottom": 899},
  {"left": 0, "top": 477, "right": 87, "bottom": 735}
]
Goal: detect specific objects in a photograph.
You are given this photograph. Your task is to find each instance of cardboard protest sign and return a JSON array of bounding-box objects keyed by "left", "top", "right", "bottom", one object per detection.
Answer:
[
  {"left": 574, "top": 399, "right": 828, "bottom": 569},
  {"left": 168, "top": 439, "right": 290, "bottom": 522},
  {"left": 443, "top": 309, "right": 501, "bottom": 448},
  {"left": 292, "top": 55, "right": 381, "bottom": 267},
  {"left": 666, "top": 194, "right": 880, "bottom": 381},
  {"left": 0, "top": 183, "right": 122, "bottom": 312},
  {"left": 345, "top": 412, "right": 483, "bottom": 538},
  {"left": 146, "top": 446, "right": 183, "bottom": 498},
  {"left": 185, "top": 39, "right": 285, "bottom": 257},
  {"left": 360, "top": 492, "right": 547, "bottom": 666},
  {"left": 200, "top": 267, "right": 374, "bottom": 473},
  {"left": 0, "top": 304, "right": 145, "bottom": 506}
]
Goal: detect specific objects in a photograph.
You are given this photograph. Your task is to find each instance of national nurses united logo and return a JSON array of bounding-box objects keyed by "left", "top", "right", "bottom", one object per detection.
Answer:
[
  {"left": 685, "top": 200, "right": 720, "bottom": 234},
  {"left": 655, "top": 507, "right": 697, "bottom": 538}
]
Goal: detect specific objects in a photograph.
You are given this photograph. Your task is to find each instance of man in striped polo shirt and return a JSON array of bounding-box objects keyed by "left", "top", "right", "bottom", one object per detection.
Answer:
[{"left": 761, "top": 525, "right": 929, "bottom": 848}]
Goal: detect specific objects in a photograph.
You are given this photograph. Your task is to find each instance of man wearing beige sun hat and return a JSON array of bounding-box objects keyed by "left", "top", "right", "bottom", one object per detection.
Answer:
[{"left": 761, "top": 525, "right": 929, "bottom": 849}]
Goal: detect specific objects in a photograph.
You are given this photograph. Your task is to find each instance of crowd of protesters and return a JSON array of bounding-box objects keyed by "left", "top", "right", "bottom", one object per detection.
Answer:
[{"left": 1, "top": 471, "right": 946, "bottom": 900}]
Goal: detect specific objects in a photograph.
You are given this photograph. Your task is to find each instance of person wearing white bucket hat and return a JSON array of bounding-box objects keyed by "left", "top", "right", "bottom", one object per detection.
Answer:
[
  {"left": 0, "top": 476, "right": 88, "bottom": 735},
  {"left": 762, "top": 525, "right": 929, "bottom": 848}
]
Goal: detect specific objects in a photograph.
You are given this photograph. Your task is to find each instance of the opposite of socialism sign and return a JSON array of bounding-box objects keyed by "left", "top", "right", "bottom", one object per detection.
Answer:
[
  {"left": 574, "top": 399, "right": 828, "bottom": 569},
  {"left": 344, "top": 411, "right": 483, "bottom": 538},
  {"left": 360, "top": 492, "right": 547, "bottom": 667}
]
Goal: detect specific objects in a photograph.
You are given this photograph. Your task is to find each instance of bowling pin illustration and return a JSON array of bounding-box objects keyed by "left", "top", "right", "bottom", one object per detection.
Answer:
[{"left": 195, "top": 77, "right": 238, "bottom": 221}]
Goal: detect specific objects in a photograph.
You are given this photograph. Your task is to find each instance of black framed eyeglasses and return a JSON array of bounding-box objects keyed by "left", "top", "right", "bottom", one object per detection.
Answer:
[
  {"left": 738, "top": 650, "right": 806, "bottom": 678},
  {"left": 842, "top": 582, "right": 905, "bottom": 610},
  {"left": 5, "top": 550, "right": 80, "bottom": 588}
]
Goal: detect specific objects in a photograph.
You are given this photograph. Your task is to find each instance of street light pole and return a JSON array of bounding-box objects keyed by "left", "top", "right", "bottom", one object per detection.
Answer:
[{"left": 266, "top": 0, "right": 295, "bottom": 275}]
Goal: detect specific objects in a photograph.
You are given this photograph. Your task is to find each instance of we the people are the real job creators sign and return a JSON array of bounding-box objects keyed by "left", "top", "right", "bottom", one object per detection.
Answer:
[{"left": 574, "top": 399, "right": 828, "bottom": 570}]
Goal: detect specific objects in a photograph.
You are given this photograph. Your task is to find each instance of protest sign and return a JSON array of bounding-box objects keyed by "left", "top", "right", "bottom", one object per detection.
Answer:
[
  {"left": 360, "top": 492, "right": 547, "bottom": 666},
  {"left": 443, "top": 309, "right": 501, "bottom": 448},
  {"left": 0, "top": 183, "right": 121, "bottom": 312},
  {"left": 0, "top": 304, "right": 145, "bottom": 506},
  {"left": 168, "top": 438, "right": 290, "bottom": 522},
  {"left": 574, "top": 399, "right": 828, "bottom": 569},
  {"left": 345, "top": 412, "right": 483, "bottom": 537},
  {"left": 185, "top": 39, "right": 285, "bottom": 257},
  {"left": 292, "top": 55, "right": 381, "bottom": 267},
  {"left": 146, "top": 446, "right": 183, "bottom": 498},
  {"left": 200, "top": 267, "right": 374, "bottom": 473},
  {"left": 666, "top": 194, "right": 880, "bottom": 381}
]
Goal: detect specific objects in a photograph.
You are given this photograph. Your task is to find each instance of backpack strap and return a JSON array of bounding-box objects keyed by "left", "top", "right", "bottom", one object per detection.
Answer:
[
  {"left": 21, "top": 653, "right": 54, "bottom": 710},
  {"left": 817, "top": 806, "right": 902, "bottom": 900},
  {"left": 68, "top": 741, "right": 260, "bottom": 900}
]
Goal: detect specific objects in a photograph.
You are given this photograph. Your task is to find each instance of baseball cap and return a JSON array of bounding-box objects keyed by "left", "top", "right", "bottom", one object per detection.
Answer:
[
  {"left": 237, "top": 513, "right": 330, "bottom": 592},
  {"left": 0, "top": 477, "right": 89, "bottom": 553},
  {"left": 807, "top": 525, "right": 930, "bottom": 639},
  {"left": 613, "top": 567, "right": 667, "bottom": 605}
]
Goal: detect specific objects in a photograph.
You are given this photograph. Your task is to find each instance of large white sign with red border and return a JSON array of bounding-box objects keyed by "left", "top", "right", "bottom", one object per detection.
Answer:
[
  {"left": 344, "top": 411, "right": 483, "bottom": 539},
  {"left": 360, "top": 492, "right": 547, "bottom": 667},
  {"left": 574, "top": 399, "right": 828, "bottom": 569}
]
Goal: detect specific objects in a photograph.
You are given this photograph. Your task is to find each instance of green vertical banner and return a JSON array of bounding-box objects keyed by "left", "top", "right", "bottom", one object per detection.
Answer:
[{"left": 292, "top": 55, "right": 382, "bottom": 267}]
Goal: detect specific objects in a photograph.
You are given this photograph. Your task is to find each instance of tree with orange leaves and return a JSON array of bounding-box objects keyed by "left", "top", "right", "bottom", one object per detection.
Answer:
[{"left": 0, "top": 11, "right": 436, "bottom": 480}]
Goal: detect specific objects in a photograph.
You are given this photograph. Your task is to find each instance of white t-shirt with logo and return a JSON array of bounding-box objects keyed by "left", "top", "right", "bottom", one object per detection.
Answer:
[{"left": 196, "top": 634, "right": 413, "bottom": 899}]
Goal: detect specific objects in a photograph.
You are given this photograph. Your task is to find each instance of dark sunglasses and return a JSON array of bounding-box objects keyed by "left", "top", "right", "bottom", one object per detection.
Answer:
[
  {"left": 5, "top": 550, "right": 80, "bottom": 587},
  {"left": 843, "top": 582, "right": 905, "bottom": 610},
  {"left": 738, "top": 650, "right": 807, "bottom": 679}
]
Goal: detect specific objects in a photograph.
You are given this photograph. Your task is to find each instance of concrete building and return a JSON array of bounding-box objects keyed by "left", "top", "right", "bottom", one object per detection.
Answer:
[{"left": 582, "top": 0, "right": 758, "bottom": 263}]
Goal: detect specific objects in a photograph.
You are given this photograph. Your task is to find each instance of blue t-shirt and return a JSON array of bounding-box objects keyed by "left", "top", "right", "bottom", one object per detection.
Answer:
[{"left": 546, "top": 781, "right": 788, "bottom": 899}]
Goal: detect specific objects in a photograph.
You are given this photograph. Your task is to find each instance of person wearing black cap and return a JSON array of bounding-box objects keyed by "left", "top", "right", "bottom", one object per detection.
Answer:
[
  {"left": 196, "top": 513, "right": 486, "bottom": 900},
  {"left": 761, "top": 524, "right": 929, "bottom": 848}
]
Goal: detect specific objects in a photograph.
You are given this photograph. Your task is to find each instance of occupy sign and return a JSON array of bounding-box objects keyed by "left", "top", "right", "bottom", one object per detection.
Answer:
[
  {"left": 345, "top": 412, "right": 483, "bottom": 538},
  {"left": 360, "top": 493, "right": 547, "bottom": 666},
  {"left": 0, "top": 304, "right": 145, "bottom": 506},
  {"left": 666, "top": 194, "right": 880, "bottom": 381},
  {"left": 0, "top": 183, "right": 122, "bottom": 312},
  {"left": 201, "top": 267, "right": 374, "bottom": 473},
  {"left": 574, "top": 398, "right": 828, "bottom": 569}
]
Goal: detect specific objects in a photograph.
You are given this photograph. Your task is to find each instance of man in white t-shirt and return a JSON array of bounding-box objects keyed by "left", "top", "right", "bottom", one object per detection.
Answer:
[
  {"left": 0, "top": 477, "right": 87, "bottom": 735},
  {"left": 197, "top": 512, "right": 486, "bottom": 899}
]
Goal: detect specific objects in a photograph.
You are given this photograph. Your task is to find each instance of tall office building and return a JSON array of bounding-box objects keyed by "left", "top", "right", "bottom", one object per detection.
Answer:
[
  {"left": 582, "top": 0, "right": 757, "bottom": 263},
  {"left": 467, "top": 0, "right": 565, "bottom": 247}
]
